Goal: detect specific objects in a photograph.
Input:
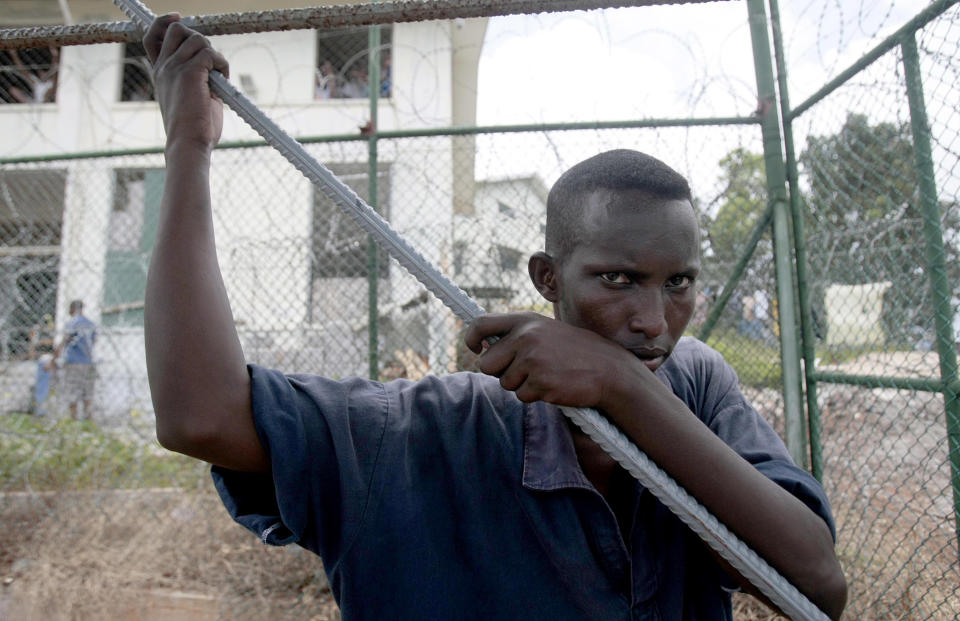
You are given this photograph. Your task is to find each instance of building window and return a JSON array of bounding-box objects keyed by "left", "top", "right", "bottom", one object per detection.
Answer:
[
  {"left": 315, "top": 26, "right": 392, "bottom": 100},
  {"left": 0, "top": 169, "right": 66, "bottom": 359},
  {"left": 120, "top": 42, "right": 154, "bottom": 102},
  {"left": 497, "top": 201, "right": 516, "bottom": 219},
  {"left": 102, "top": 169, "right": 164, "bottom": 326},
  {"left": 452, "top": 240, "right": 467, "bottom": 276},
  {"left": 497, "top": 245, "right": 522, "bottom": 272},
  {"left": 108, "top": 171, "right": 147, "bottom": 252},
  {"left": 0, "top": 47, "right": 59, "bottom": 104},
  {"left": 310, "top": 163, "right": 390, "bottom": 278}
]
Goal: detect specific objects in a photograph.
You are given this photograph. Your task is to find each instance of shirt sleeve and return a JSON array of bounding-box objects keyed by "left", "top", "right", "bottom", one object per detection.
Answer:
[
  {"left": 211, "top": 364, "right": 391, "bottom": 563},
  {"left": 669, "top": 339, "right": 837, "bottom": 540}
]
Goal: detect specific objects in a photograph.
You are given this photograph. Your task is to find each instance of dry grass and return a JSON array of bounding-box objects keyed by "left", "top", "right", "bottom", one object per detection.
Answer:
[
  {"left": 732, "top": 593, "right": 786, "bottom": 620},
  {"left": 0, "top": 489, "right": 339, "bottom": 620},
  {"left": 745, "top": 351, "right": 960, "bottom": 620}
]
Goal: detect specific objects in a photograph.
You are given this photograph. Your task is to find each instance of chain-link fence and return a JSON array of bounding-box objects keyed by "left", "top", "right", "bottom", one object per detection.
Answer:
[
  {"left": 1, "top": 0, "right": 958, "bottom": 618},
  {"left": 777, "top": 1, "right": 960, "bottom": 617}
]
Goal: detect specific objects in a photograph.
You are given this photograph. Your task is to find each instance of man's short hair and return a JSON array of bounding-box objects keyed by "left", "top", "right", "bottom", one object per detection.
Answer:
[
  {"left": 545, "top": 150, "right": 693, "bottom": 257},
  {"left": 69, "top": 300, "right": 84, "bottom": 313}
]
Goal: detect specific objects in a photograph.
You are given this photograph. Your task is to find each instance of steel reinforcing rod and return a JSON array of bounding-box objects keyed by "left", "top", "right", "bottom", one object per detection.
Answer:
[{"left": 112, "top": 1, "right": 829, "bottom": 618}]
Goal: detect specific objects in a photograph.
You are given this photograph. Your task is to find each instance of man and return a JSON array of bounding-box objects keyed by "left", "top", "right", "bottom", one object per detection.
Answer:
[
  {"left": 50, "top": 299, "right": 97, "bottom": 420},
  {"left": 143, "top": 14, "right": 846, "bottom": 619}
]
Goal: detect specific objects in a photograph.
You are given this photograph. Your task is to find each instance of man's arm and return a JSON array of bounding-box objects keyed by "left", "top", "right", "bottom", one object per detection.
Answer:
[
  {"left": 143, "top": 14, "right": 267, "bottom": 472},
  {"left": 465, "top": 313, "right": 847, "bottom": 619}
]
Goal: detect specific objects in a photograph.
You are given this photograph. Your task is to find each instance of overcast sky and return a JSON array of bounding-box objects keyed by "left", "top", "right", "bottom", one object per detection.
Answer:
[
  {"left": 477, "top": 0, "right": 925, "bottom": 123},
  {"left": 472, "top": 0, "right": 947, "bottom": 193}
]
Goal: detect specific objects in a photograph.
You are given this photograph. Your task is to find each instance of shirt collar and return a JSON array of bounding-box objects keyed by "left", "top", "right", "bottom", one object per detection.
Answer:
[{"left": 522, "top": 402, "right": 594, "bottom": 492}]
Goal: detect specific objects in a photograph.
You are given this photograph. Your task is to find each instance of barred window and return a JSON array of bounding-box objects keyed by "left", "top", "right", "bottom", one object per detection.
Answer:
[
  {"left": 120, "top": 42, "right": 154, "bottom": 102},
  {"left": 102, "top": 169, "right": 164, "bottom": 327},
  {"left": 0, "top": 169, "right": 66, "bottom": 247},
  {"left": 0, "top": 169, "right": 66, "bottom": 358},
  {"left": 311, "top": 163, "right": 390, "bottom": 279},
  {"left": 315, "top": 26, "right": 392, "bottom": 100},
  {"left": 0, "top": 46, "right": 59, "bottom": 104},
  {"left": 497, "top": 245, "right": 522, "bottom": 272}
]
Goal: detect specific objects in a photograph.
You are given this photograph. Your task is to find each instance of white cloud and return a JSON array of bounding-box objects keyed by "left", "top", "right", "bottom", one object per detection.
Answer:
[{"left": 477, "top": 5, "right": 758, "bottom": 126}]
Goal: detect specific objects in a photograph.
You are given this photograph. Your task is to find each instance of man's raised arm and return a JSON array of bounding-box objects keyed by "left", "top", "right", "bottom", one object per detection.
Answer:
[{"left": 144, "top": 14, "right": 267, "bottom": 472}]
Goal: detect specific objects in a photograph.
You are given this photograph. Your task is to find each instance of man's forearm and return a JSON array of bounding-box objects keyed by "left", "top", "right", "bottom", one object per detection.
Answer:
[
  {"left": 603, "top": 370, "right": 847, "bottom": 618},
  {"left": 145, "top": 144, "right": 260, "bottom": 467}
]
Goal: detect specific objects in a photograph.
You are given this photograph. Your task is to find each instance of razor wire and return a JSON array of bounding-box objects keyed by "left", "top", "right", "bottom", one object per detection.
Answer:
[
  {"left": 0, "top": 0, "right": 729, "bottom": 50},
  {"left": 111, "top": 0, "right": 828, "bottom": 618}
]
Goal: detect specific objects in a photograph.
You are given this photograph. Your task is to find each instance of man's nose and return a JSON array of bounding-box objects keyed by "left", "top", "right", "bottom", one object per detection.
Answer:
[{"left": 627, "top": 288, "right": 667, "bottom": 338}]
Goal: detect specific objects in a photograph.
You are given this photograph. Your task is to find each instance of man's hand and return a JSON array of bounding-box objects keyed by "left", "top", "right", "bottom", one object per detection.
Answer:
[
  {"left": 464, "top": 312, "right": 645, "bottom": 410},
  {"left": 143, "top": 14, "right": 228, "bottom": 152}
]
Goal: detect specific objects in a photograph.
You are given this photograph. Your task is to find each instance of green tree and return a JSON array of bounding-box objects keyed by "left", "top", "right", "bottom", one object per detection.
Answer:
[
  {"left": 698, "top": 147, "right": 777, "bottom": 345},
  {"left": 799, "top": 112, "right": 959, "bottom": 344},
  {"left": 705, "top": 147, "right": 769, "bottom": 270}
]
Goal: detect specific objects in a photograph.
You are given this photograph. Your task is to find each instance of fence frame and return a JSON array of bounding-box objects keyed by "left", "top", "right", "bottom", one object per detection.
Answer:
[
  {"left": 1, "top": 0, "right": 959, "bottom": 609},
  {"left": 769, "top": 0, "right": 960, "bottom": 556}
]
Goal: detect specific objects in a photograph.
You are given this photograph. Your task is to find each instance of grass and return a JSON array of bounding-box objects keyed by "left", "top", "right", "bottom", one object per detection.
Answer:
[
  {"left": 702, "top": 329, "right": 930, "bottom": 387},
  {"left": 704, "top": 329, "right": 783, "bottom": 389},
  {"left": 0, "top": 412, "right": 206, "bottom": 491}
]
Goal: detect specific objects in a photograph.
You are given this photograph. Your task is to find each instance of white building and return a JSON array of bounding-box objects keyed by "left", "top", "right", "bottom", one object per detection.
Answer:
[
  {"left": 453, "top": 175, "right": 549, "bottom": 313},
  {"left": 0, "top": 0, "right": 497, "bottom": 418}
]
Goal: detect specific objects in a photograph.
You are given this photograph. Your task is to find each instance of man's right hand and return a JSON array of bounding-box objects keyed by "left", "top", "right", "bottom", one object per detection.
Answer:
[{"left": 143, "top": 14, "right": 228, "bottom": 152}]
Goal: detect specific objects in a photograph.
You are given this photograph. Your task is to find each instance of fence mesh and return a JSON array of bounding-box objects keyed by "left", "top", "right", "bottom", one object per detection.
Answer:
[
  {"left": 1, "top": 0, "right": 958, "bottom": 618},
  {"left": 782, "top": 3, "right": 960, "bottom": 618}
]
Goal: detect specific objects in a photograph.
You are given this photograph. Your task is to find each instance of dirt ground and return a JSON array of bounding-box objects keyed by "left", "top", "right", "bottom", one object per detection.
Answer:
[
  {"left": 0, "top": 488, "right": 788, "bottom": 620},
  {"left": 0, "top": 489, "right": 340, "bottom": 620},
  {"left": 744, "top": 351, "right": 959, "bottom": 618},
  {"left": 1, "top": 351, "right": 957, "bottom": 619}
]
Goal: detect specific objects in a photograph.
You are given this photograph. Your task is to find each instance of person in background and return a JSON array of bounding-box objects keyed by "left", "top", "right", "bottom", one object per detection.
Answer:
[
  {"left": 8, "top": 47, "right": 59, "bottom": 104},
  {"left": 338, "top": 64, "right": 368, "bottom": 98},
  {"left": 49, "top": 300, "right": 97, "bottom": 420},
  {"left": 28, "top": 314, "right": 56, "bottom": 416},
  {"left": 379, "top": 51, "right": 391, "bottom": 97},
  {"left": 315, "top": 60, "right": 338, "bottom": 99}
]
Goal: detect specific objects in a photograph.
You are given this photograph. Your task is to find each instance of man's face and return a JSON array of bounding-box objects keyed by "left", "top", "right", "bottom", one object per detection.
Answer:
[{"left": 548, "top": 189, "right": 701, "bottom": 372}]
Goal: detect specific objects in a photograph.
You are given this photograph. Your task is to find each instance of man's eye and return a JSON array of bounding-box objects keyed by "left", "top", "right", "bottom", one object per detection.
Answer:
[
  {"left": 600, "top": 272, "right": 630, "bottom": 284},
  {"left": 667, "top": 275, "right": 693, "bottom": 290}
]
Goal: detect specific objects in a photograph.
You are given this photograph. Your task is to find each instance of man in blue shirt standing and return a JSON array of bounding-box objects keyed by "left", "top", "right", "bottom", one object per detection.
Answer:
[
  {"left": 140, "top": 15, "right": 847, "bottom": 619},
  {"left": 50, "top": 299, "right": 97, "bottom": 420}
]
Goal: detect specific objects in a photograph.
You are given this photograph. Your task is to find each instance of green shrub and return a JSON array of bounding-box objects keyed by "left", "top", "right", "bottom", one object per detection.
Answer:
[
  {"left": 705, "top": 329, "right": 783, "bottom": 389},
  {"left": 0, "top": 413, "right": 206, "bottom": 491}
]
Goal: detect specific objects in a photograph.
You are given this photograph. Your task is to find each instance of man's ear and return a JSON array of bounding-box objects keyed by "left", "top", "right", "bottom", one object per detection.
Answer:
[{"left": 528, "top": 251, "right": 560, "bottom": 303}]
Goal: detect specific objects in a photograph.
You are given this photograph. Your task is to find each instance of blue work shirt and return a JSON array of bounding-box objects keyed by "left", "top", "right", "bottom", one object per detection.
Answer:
[
  {"left": 213, "top": 337, "right": 834, "bottom": 620},
  {"left": 63, "top": 314, "right": 96, "bottom": 364}
]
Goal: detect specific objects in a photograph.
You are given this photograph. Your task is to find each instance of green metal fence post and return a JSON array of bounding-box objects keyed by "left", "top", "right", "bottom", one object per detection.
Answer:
[
  {"left": 367, "top": 23, "right": 382, "bottom": 380},
  {"left": 767, "top": 0, "right": 823, "bottom": 480},
  {"left": 901, "top": 32, "right": 960, "bottom": 553},
  {"left": 746, "top": 0, "right": 808, "bottom": 468}
]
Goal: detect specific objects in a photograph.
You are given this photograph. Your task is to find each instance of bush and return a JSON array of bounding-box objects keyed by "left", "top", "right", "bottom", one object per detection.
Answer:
[
  {"left": 0, "top": 413, "right": 205, "bottom": 491},
  {"left": 705, "top": 329, "right": 783, "bottom": 389}
]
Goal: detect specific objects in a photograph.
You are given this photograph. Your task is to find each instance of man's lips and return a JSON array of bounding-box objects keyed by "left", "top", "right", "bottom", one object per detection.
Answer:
[{"left": 630, "top": 347, "right": 668, "bottom": 370}]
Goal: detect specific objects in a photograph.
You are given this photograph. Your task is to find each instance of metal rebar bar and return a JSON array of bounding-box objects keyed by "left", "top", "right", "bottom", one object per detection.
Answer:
[
  {"left": 2, "top": 0, "right": 729, "bottom": 50},
  {"left": 112, "top": 1, "right": 828, "bottom": 618}
]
